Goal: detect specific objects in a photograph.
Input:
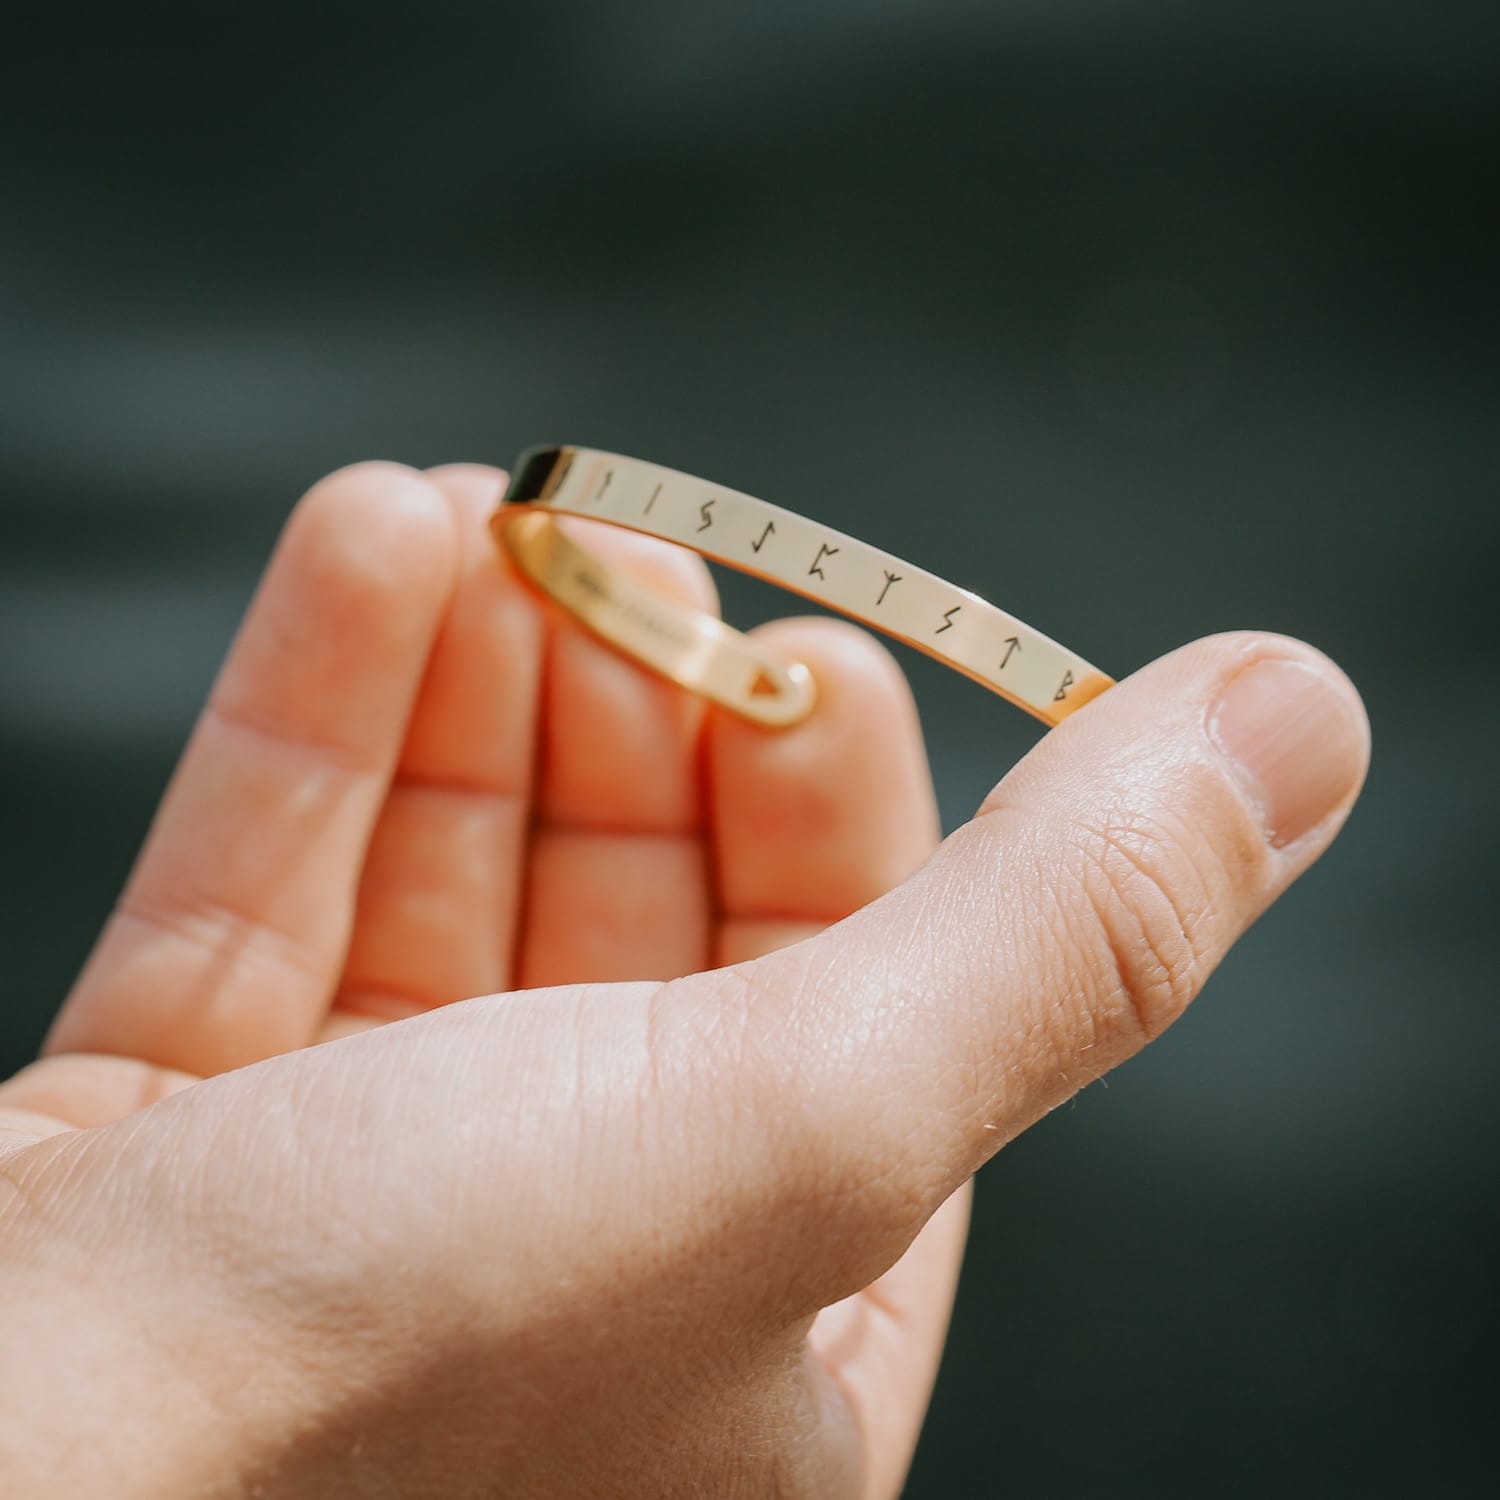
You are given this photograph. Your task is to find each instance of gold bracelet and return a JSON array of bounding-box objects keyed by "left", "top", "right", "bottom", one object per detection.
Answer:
[{"left": 491, "top": 446, "right": 1114, "bottom": 730}]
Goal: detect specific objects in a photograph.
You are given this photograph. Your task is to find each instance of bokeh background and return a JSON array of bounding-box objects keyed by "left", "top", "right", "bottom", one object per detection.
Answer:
[{"left": 3, "top": 3, "right": 1496, "bottom": 1494}]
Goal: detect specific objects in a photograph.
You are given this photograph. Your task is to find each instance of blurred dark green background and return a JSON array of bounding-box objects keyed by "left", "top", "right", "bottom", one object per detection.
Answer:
[{"left": 3, "top": 3, "right": 1496, "bottom": 1494}]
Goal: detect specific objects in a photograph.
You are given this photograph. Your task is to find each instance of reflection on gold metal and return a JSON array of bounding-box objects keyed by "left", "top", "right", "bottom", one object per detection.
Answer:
[{"left": 491, "top": 446, "right": 1114, "bottom": 731}]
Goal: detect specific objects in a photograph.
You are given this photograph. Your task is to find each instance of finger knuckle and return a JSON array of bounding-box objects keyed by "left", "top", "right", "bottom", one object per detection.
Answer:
[{"left": 1071, "top": 801, "right": 1224, "bottom": 1041}]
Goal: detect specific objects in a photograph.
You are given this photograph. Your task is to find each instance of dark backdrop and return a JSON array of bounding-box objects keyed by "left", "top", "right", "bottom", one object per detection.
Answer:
[{"left": 3, "top": 4, "right": 1496, "bottom": 1495}]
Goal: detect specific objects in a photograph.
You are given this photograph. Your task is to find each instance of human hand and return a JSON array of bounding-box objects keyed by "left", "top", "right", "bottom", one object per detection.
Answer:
[{"left": 0, "top": 462, "right": 1368, "bottom": 1498}]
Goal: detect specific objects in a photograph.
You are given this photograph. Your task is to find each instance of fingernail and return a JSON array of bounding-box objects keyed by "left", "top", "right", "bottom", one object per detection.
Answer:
[{"left": 1207, "top": 657, "right": 1367, "bottom": 848}]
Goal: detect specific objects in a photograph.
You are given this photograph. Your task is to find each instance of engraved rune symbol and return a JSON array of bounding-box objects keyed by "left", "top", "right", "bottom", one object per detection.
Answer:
[
  {"left": 1000, "top": 636, "right": 1021, "bottom": 669},
  {"left": 1054, "top": 670, "right": 1075, "bottom": 702},
  {"left": 935, "top": 605, "right": 961, "bottom": 634},
  {"left": 594, "top": 468, "right": 614, "bottom": 503},
  {"left": 698, "top": 498, "right": 717, "bottom": 532},
  {"left": 809, "top": 543, "right": 839, "bottom": 580},
  {"left": 644, "top": 481, "right": 663, "bottom": 515},
  {"left": 877, "top": 570, "right": 902, "bottom": 606},
  {"left": 749, "top": 669, "right": 779, "bottom": 698},
  {"left": 751, "top": 520, "right": 776, "bottom": 554}
]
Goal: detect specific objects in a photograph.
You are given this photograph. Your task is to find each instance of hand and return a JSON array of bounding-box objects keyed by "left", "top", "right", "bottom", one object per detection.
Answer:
[{"left": 0, "top": 462, "right": 1369, "bottom": 1498}]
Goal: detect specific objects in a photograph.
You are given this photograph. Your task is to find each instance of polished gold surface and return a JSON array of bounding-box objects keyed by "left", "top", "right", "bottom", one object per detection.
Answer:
[{"left": 491, "top": 446, "right": 1114, "bottom": 730}]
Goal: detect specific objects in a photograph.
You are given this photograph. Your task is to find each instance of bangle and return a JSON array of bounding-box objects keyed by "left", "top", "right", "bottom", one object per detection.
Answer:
[{"left": 490, "top": 445, "right": 1114, "bottom": 730}]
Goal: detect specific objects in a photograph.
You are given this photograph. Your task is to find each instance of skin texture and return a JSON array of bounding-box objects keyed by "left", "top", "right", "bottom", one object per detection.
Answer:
[{"left": 0, "top": 461, "right": 1370, "bottom": 1497}]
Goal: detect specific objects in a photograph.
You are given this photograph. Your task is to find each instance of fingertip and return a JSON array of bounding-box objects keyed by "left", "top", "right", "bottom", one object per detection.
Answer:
[
  {"left": 288, "top": 460, "right": 460, "bottom": 618},
  {"left": 1104, "top": 630, "right": 1372, "bottom": 850},
  {"left": 994, "top": 629, "right": 1371, "bottom": 847},
  {"left": 1154, "top": 630, "right": 1368, "bottom": 727},
  {"left": 423, "top": 459, "right": 510, "bottom": 492},
  {"left": 709, "top": 615, "right": 938, "bottom": 924},
  {"left": 1195, "top": 630, "right": 1371, "bottom": 763},
  {"left": 748, "top": 616, "right": 921, "bottom": 721},
  {"left": 422, "top": 461, "right": 520, "bottom": 574},
  {"left": 422, "top": 461, "right": 512, "bottom": 526},
  {"left": 214, "top": 461, "right": 461, "bottom": 753},
  {"left": 722, "top": 616, "right": 930, "bottom": 789},
  {"left": 1195, "top": 632, "right": 1371, "bottom": 853}
]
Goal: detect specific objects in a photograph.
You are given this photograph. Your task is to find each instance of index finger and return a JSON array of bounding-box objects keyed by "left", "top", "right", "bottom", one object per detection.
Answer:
[{"left": 46, "top": 463, "right": 458, "bottom": 1075}]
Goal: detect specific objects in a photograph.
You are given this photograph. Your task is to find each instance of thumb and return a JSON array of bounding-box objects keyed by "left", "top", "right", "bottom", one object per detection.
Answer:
[{"left": 685, "top": 631, "right": 1370, "bottom": 1309}]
